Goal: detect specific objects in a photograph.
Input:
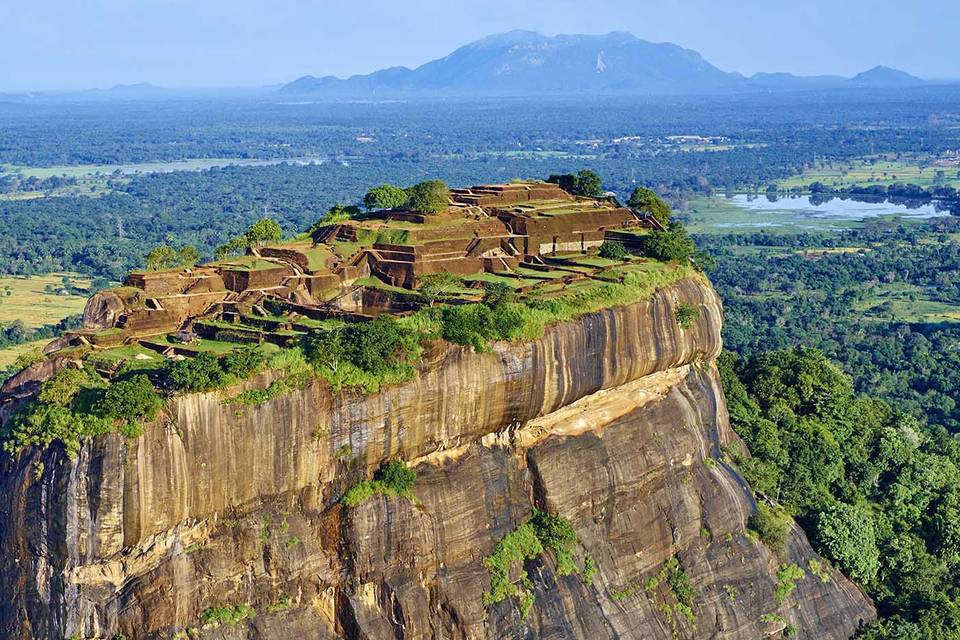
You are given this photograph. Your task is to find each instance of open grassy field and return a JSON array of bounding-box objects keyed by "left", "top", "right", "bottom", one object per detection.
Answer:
[
  {"left": 854, "top": 282, "right": 960, "bottom": 325},
  {"left": 0, "top": 273, "right": 92, "bottom": 328},
  {"left": 0, "top": 340, "right": 50, "bottom": 369},
  {"left": 777, "top": 156, "right": 960, "bottom": 191}
]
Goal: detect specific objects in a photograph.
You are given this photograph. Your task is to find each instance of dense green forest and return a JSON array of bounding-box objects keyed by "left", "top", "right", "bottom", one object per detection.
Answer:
[
  {"left": 721, "top": 349, "right": 960, "bottom": 638},
  {"left": 2, "top": 88, "right": 960, "bottom": 278},
  {"left": 699, "top": 222, "right": 960, "bottom": 431},
  {"left": 2, "top": 90, "right": 957, "bottom": 168},
  {"left": 703, "top": 219, "right": 960, "bottom": 637}
]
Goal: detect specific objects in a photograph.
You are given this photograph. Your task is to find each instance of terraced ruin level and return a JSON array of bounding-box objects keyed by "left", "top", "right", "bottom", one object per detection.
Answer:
[{"left": 41, "top": 182, "right": 663, "bottom": 369}]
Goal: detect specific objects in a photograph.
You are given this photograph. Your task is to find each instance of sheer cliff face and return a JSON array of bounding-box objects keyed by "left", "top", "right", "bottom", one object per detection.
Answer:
[{"left": 0, "top": 277, "right": 874, "bottom": 640}]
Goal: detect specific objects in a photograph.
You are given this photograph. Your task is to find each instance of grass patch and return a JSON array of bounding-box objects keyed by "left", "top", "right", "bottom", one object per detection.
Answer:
[
  {"left": 225, "top": 348, "right": 311, "bottom": 406},
  {"left": 512, "top": 262, "right": 695, "bottom": 341},
  {"left": 807, "top": 558, "right": 831, "bottom": 583},
  {"left": 266, "top": 594, "right": 292, "bottom": 613},
  {"left": 200, "top": 604, "right": 255, "bottom": 626},
  {"left": 354, "top": 227, "right": 411, "bottom": 246},
  {"left": 632, "top": 556, "right": 698, "bottom": 628},
  {"left": 0, "top": 273, "right": 92, "bottom": 328}
]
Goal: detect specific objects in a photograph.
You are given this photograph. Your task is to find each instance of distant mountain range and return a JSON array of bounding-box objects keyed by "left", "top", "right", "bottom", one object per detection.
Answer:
[{"left": 280, "top": 31, "right": 930, "bottom": 97}]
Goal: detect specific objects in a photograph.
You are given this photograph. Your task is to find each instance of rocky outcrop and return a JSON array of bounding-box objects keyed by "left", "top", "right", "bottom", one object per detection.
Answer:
[{"left": 0, "top": 277, "right": 874, "bottom": 639}]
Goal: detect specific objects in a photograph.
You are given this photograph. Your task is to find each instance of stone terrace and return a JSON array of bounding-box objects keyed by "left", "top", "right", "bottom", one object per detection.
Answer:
[{"left": 58, "top": 181, "right": 662, "bottom": 361}]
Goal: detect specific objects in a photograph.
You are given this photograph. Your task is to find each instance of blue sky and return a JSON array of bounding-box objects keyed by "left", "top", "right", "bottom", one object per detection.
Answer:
[{"left": 2, "top": 0, "right": 957, "bottom": 90}]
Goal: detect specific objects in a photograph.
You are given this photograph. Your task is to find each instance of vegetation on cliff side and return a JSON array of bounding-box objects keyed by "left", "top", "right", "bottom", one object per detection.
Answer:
[
  {"left": 341, "top": 460, "right": 417, "bottom": 507},
  {"left": 482, "top": 509, "right": 588, "bottom": 619},
  {"left": 2, "top": 366, "right": 163, "bottom": 457}
]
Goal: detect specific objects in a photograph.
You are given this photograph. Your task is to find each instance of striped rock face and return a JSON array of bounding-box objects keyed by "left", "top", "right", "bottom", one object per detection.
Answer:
[{"left": 0, "top": 277, "right": 874, "bottom": 640}]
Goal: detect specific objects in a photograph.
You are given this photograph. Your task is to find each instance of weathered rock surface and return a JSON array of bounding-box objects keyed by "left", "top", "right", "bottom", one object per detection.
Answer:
[{"left": 0, "top": 277, "right": 875, "bottom": 639}]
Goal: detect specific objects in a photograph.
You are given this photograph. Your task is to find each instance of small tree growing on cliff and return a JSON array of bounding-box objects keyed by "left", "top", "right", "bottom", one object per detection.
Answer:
[
  {"left": 166, "top": 352, "right": 227, "bottom": 392},
  {"left": 93, "top": 374, "right": 163, "bottom": 434},
  {"left": 628, "top": 187, "right": 671, "bottom": 226},
  {"left": 643, "top": 222, "right": 698, "bottom": 263},
  {"left": 481, "top": 281, "right": 514, "bottom": 307},
  {"left": 675, "top": 302, "right": 700, "bottom": 330},
  {"left": 418, "top": 271, "right": 461, "bottom": 306}
]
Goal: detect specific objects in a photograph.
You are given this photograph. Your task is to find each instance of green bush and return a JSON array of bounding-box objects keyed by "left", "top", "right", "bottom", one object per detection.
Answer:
[
  {"left": 2, "top": 368, "right": 112, "bottom": 457},
  {"left": 599, "top": 240, "right": 629, "bottom": 261},
  {"left": 675, "top": 302, "right": 700, "bottom": 329},
  {"left": 668, "top": 565, "right": 696, "bottom": 608},
  {"left": 482, "top": 522, "right": 544, "bottom": 606},
  {"left": 302, "top": 317, "right": 420, "bottom": 392},
  {"left": 340, "top": 480, "right": 381, "bottom": 507},
  {"left": 2, "top": 367, "right": 165, "bottom": 456},
  {"left": 375, "top": 459, "right": 417, "bottom": 493},
  {"left": 93, "top": 374, "right": 163, "bottom": 425},
  {"left": 226, "top": 348, "right": 310, "bottom": 406},
  {"left": 583, "top": 555, "right": 598, "bottom": 586},
  {"left": 266, "top": 594, "right": 292, "bottom": 613},
  {"left": 775, "top": 563, "right": 805, "bottom": 604},
  {"left": 482, "top": 509, "right": 585, "bottom": 618},
  {"left": 481, "top": 281, "right": 515, "bottom": 307},
  {"left": 343, "top": 316, "right": 419, "bottom": 376},
  {"left": 530, "top": 508, "right": 579, "bottom": 576},
  {"left": 748, "top": 503, "right": 791, "bottom": 552},
  {"left": 3, "top": 399, "right": 111, "bottom": 458},
  {"left": 166, "top": 352, "right": 226, "bottom": 392},
  {"left": 364, "top": 184, "right": 408, "bottom": 210},
  {"left": 441, "top": 304, "right": 495, "bottom": 351},
  {"left": 441, "top": 302, "right": 523, "bottom": 351},
  {"left": 221, "top": 346, "right": 264, "bottom": 379},
  {"left": 200, "top": 604, "right": 255, "bottom": 625},
  {"left": 644, "top": 222, "right": 698, "bottom": 262}
]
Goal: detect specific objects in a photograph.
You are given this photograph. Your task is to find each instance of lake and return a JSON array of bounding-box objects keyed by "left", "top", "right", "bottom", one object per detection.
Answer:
[{"left": 686, "top": 194, "right": 950, "bottom": 234}]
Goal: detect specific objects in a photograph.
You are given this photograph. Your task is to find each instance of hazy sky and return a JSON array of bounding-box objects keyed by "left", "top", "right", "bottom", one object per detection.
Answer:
[{"left": 2, "top": 0, "right": 957, "bottom": 91}]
